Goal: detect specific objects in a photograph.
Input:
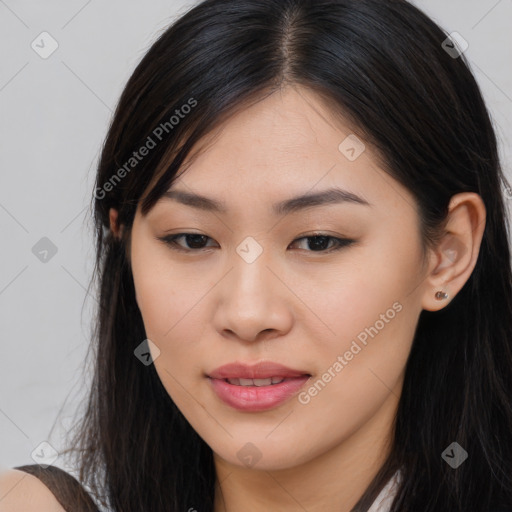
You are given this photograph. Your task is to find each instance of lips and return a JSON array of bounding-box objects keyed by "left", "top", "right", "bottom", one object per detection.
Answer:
[
  {"left": 207, "top": 361, "right": 311, "bottom": 380},
  {"left": 207, "top": 361, "right": 312, "bottom": 411}
]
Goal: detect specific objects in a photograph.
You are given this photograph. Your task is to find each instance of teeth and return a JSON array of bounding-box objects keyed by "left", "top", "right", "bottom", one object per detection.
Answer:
[
  {"left": 244, "top": 378, "right": 271, "bottom": 386},
  {"left": 226, "top": 377, "right": 286, "bottom": 386}
]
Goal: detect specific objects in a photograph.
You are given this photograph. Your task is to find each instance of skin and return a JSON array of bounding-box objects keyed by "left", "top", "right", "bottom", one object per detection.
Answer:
[
  {"left": 109, "top": 84, "right": 485, "bottom": 512},
  {"left": 0, "top": 470, "right": 66, "bottom": 511}
]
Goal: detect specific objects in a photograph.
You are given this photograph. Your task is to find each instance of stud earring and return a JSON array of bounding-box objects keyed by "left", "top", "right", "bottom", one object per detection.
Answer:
[{"left": 435, "top": 290, "right": 449, "bottom": 300}]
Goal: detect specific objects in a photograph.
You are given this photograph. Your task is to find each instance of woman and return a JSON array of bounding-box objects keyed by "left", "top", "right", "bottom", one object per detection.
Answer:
[{"left": 1, "top": 0, "right": 511, "bottom": 510}]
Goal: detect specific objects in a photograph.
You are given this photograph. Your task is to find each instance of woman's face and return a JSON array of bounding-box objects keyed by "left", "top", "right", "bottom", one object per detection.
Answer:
[{"left": 129, "top": 85, "right": 432, "bottom": 471}]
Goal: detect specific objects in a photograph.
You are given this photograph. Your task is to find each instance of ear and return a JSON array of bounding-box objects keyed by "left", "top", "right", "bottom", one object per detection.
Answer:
[
  {"left": 421, "top": 192, "right": 486, "bottom": 312},
  {"left": 109, "top": 208, "right": 122, "bottom": 239},
  {"left": 110, "top": 207, "right": 138, "bottom": 303}
]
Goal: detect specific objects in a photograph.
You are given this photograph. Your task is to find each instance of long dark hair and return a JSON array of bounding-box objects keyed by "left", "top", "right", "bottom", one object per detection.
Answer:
[{"left": 55, "top": 0, "right": 512, "bottom": 510}]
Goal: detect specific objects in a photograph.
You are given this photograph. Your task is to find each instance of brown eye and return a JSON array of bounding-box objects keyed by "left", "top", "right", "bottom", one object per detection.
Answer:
[
  {"left": 289, "top": 235, "right": 354, "bottom": 253},
  {"left": 158, "top": 233, "right": 217, "bottom": 252},
  {"left": 158, "top": 232, "right": 354, "bottom": 254}
]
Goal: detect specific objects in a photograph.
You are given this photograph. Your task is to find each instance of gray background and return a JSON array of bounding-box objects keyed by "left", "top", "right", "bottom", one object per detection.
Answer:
[{"left": 1, "top": 0, "right": 511, "bottom": 473}]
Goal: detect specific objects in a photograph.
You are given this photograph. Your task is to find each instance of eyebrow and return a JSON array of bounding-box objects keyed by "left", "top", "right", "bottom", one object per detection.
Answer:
[{"left": 161, "top": 187, "right": 371, "bottom": 216}]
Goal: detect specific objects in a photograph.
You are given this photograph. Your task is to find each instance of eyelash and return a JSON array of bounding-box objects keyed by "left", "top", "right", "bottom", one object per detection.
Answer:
[{"left": 157, "top": 233, "right": 355, "bottom": 254}]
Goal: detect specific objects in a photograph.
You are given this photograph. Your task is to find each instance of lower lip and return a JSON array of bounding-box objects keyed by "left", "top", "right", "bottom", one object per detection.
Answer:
[{"left": 208, "top": 376, "right": 311, "bottom": 411}]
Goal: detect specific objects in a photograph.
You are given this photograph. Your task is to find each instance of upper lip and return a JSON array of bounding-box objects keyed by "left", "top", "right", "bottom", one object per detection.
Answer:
[{"left": 208, "top": 361, "right": 311, "bottom": 380}]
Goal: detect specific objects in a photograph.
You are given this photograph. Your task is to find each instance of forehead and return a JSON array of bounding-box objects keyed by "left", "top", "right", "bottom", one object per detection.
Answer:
[
  {"left": 174, "top": 87, "right": 349, "bottom": 186},
  {"left": 145, "top": 85, "right": 418, "bottom": 222},
  {"left": 179, "top": 86, "right": 352, "bottom": 179}
]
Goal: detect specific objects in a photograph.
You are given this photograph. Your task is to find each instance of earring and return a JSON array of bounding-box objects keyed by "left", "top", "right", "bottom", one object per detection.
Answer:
[{"left": 435, "top": 290, "right": 449, "bottom": 300}]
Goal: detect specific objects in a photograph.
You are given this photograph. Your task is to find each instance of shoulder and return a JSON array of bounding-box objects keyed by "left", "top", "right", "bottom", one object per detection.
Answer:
[{"left": 0, "top": 469, "right": 66, "bottom": 511}]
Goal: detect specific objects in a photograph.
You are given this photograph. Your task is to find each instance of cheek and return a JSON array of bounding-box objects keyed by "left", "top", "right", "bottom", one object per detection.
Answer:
[
  {"left": 297, "top": 226, "right": 423, "bottom": 411},
  {"left": 131, "top": 240, "right": 204, "bottom": 339},
  {"left": 301, "top": 230, "right": 422, "bottom": 347},
  {"left": 131, "top": 253, "right": 207, "bottom": 401},
  {"left": 291, "top": 249, "right": 421, "bottom": 458},
  {"left": 130, "top": 242, "right": 218, "bottom": 396}
]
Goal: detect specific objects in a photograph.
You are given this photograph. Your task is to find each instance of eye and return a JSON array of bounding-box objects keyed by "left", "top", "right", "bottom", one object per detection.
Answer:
[
  {"left": 158, "top": 233, "right": 218, "bottom": 252},
  {"left": 157, "top": 233, "right": 354, "bottom": 254},
  {"left": 289, "top": 234, "right": 354, "bottom": 253}
]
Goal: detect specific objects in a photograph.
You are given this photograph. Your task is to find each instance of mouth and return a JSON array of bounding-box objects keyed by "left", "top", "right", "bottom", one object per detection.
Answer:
[
  {"left": 219, "top": 376, "right": 309, "bottom": 386},
  {"left": 207, "top": 360, "right": 311, "bottom": 380},
  {"left": 206, "top": 362, "right": 312, "bottom": 411}
]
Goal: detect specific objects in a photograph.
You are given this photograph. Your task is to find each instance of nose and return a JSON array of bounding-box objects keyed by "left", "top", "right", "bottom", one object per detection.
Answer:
[{"left": 212, "top": 247, "right": 293, "bottom": 343}]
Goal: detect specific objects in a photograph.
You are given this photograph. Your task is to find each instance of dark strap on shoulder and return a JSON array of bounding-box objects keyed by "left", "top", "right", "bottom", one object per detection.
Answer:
[
  {"left": 13, "top": 464, "right": 101, "bottom": 512},
  {"left": 13, "top": 463, "right": 510, "bottom": 512}
]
